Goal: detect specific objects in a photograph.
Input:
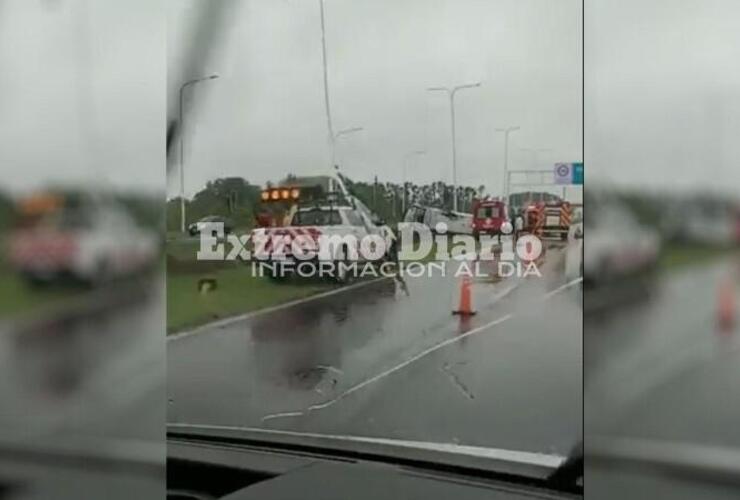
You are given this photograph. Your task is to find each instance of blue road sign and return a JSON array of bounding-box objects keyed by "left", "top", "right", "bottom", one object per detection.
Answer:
[{"left": 572, "top": 162, "right": 583, "bottom": 185}]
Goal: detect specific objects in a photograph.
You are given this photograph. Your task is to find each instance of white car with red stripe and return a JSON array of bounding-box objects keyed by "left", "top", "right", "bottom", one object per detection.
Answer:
[
  {"left": 252, "top": 202, "right": 394, "bottom": 281},
  {"left": 8, "top": 205, "right": 158, "bottom": 286},
  {"left": 583, "top": 203, "right": 660, "bottom": 287}
]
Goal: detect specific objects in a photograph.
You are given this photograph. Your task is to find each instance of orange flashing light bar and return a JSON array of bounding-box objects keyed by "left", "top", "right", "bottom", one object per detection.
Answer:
[
  {"left": 261, "top": 187, "right": 301, "bottom": 203},
  {"left": 18, "top": 193, "right": 63, "bottom": 215}
]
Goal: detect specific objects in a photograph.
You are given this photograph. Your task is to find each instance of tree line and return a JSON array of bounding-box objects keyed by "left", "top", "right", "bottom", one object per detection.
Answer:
[{"left": 165, "top": 175, "right": 489, "bottom": 231}]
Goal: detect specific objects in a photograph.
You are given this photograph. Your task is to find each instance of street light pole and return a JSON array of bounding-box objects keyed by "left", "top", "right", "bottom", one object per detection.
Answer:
[
  {"left": 495, "top": 126, "right": 520, "bottom": 201},
  {"left": 179, "top": 74, "right": 219, "bottom": 233},
  {"left": 318, "top": 0, "right": 334, "bottom": 149},
  {"left": 332, "top": 126, "right": 363, "bottom": 169},
  {"left": 427, "top": 82, "right": 481, "bottom": 212},
  {"left": 402, "top": 150, "right": 425, "bottom": 215}
]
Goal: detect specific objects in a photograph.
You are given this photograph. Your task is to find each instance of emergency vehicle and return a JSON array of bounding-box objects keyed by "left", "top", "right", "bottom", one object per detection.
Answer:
[
  {"left": 251, "top": 175, "right": 396, "bottom": 282},
  {"left": 471, "top": 198, "right": 510, "bottom": 240},
  {"left": 520, "top": 200, "right": 573, "bottom": 240},
  {"left": 7, "top": 192, "right": 158, "bottom": 286}
]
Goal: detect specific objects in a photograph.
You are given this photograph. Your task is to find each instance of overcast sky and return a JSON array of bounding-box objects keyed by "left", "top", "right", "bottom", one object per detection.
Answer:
[
  {"left": 587, "top": 0, "right": 740, "bottom": 195},
  {"left": 168, "top": 0, "right": 583, "bottom": 198},
  {"left": 0, "top": 0, "right": 163, "bottom": 195},
  {"left": 2, "top": 1, "right": 736, "bottom": 199}
]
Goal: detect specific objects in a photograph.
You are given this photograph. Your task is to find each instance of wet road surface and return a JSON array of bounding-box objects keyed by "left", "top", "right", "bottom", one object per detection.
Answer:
[
  {"left": 168, "top": 240, "right": 583, "bottom": 455},
  {"left": 0, "top": 274, "right": 165, "bottom": 443},
  {"left": 585, "top": 254, "right": 740, "bottom": 498},
  {"left": 585, "top": 255, "right": 740, "bottom": 448}
]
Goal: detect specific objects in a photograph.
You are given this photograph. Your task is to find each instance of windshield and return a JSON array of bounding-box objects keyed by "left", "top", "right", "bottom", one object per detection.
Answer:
[
  {"left": 292, "top": 209, "right": 342, "bottom": 226},
  {"left": 0, "top": 2, "right": 164, "bottom": 496},
  {"left": 165, "top": 0, "right": 583, "bottom": 470},
  {"left": 476, "top": 206, "right": 501, "bottom": 219},
  {"left": 584, "top": 1, "right": 740, "bottom": 496}
]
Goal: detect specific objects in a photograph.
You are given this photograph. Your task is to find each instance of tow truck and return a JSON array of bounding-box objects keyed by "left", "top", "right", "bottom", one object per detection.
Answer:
[
  {"left": 7, "top": 192, "right": 158, "bottom": 286},
  {"left": 251, "top": 175, "right": 396, "bottom": 282}
]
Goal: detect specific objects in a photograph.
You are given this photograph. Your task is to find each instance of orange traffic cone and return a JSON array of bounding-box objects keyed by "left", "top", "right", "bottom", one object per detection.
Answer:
[
  {"left": 718, "top": 280, "right": 735, "bottom": 332},
  {"left": 453, "top": 275, "right": 477, "bottom": 316}
]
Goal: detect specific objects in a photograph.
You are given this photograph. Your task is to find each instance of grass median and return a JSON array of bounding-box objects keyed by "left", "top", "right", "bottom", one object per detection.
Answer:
[
  {"left": 0, "top": 266, "right": 72, "bottom": 319},
  {"left": 167, "top": 239, "right": 334, "bottom": 334},
  {"left": 659, "top": 243, "right": 739, "bottom": 270},
  {"left": 0, "top": 251, "right": 79, "bottom": 320},
  {"left": 166, "top": 233, "right": 487, "bottom": 334}
]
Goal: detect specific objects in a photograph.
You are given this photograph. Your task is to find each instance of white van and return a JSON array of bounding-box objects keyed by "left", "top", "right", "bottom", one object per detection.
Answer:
[{"left": 403, "top": 205, "right": 473, "bottom": 235}]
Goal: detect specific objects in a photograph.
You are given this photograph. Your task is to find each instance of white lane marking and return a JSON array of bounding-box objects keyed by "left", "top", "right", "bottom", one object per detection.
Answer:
[
  {"left": 277, "top": 275, "right": 582, "bottom": 417},
  {"left": 168, "top": 423, "right": 566, "bottom": 468},
  {"left": 254, "top": 278, "right": 523, "bottom": 422},
  {"left": 304, "top": 313, "right": 513, "bottom": 412},
  {"left": 542, "top": 276, "right": 583, "bottom": 300},
  {"left": 169, "top": 276, "right": 391, "bottom": 341}
]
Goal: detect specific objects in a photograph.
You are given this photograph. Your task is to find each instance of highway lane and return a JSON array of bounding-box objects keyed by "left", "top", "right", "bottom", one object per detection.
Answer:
[
  {"left": 585, "top": 254, "right": 740, "bottom": 498},
  {"left": 0, "top": 274, "right": 165, "bottom": 443},
  {"left": 585, "top": 255, "right": 740, "bottom": 447},
  {"left": 167, "top": 240, "right": 583, "bottom": 455}
]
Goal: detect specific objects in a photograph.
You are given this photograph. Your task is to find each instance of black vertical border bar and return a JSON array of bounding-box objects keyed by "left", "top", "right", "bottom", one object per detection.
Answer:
[{"left": 581, "top": 0, "right": 586, "bottom": 491}]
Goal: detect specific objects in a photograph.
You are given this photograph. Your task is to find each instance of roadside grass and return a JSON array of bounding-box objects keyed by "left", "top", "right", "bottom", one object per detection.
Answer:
[
  {"left": 0, "top": 268, "right": 72, "bottom": 319},
  {"left": 166, "top": 264, "right": 334, "bottom": 334},
  {"left": 167, "top": 238, "right": 203, "bottom": 260},
  {"left": 0, "top": 253, "right": 78, "bottom": 320},
  {"left": 166, "top": 239, "right": 334, "bottom": 333},
  {"left": 165, "top": 234, "right": 498, "bottom": 333},
  {"left": 659, "top": 243, "right": 739, "bottom": 270}
]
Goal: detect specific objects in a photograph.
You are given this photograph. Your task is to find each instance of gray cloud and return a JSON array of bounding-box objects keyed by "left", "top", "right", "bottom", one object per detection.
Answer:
[
  {"left": 0, "top": 0, "right": 164, "bottom": 194},
  {"left": 169, "top": 0, "right": 582, "bottom": 199},
  {"left": 586, "top": 0, "right": 740, "bottom": 194}
]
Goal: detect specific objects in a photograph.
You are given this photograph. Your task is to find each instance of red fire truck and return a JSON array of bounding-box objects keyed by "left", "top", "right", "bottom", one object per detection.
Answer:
[
  {"left": 521, "top": 200, "right": 573, "bottom": 240},
  {"left": 471, "top": 198, "right": 510, "bottom": 241}
]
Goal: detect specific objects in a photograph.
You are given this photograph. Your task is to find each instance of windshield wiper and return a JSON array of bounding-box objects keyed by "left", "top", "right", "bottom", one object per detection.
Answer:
[
  {"left": 546, "top": 441, "right": 583, "bottom": 492},
  {"left": 168, "top": 424, "right": 571, "bottom": 491},
  {"left": 0, "top": 434, "right": 164, "bottom": 479},
  {"left": 587, "top": 435, "right": 740, "bottom": 487}
]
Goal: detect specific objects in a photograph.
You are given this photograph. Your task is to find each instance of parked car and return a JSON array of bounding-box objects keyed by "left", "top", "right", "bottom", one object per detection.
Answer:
[
  {"left": 403, "top": 205, "right": 473, "bottom": 235},
  {"left": 583, "top": 202, "right": 660, "bottom": 288},
  {"left": 188, "top": 215, "right": 234, "bottom": 236}
]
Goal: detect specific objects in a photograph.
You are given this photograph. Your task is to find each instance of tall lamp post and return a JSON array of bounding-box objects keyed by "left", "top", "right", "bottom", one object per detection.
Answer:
[
  {"left": 427, "top": 82, "right": 481, "bottom": 212},
  {"left": 495, "top": 126, "right": 520, "bottom": 201},
  {"left": 179, "top": 74, "right": 219, "bottom": 233},
  {"left": 318, "top": 0, "right": 334, "bottom": 149},
  {"left": 333, "top": 126, "right": 364, "bottom": 169}
]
